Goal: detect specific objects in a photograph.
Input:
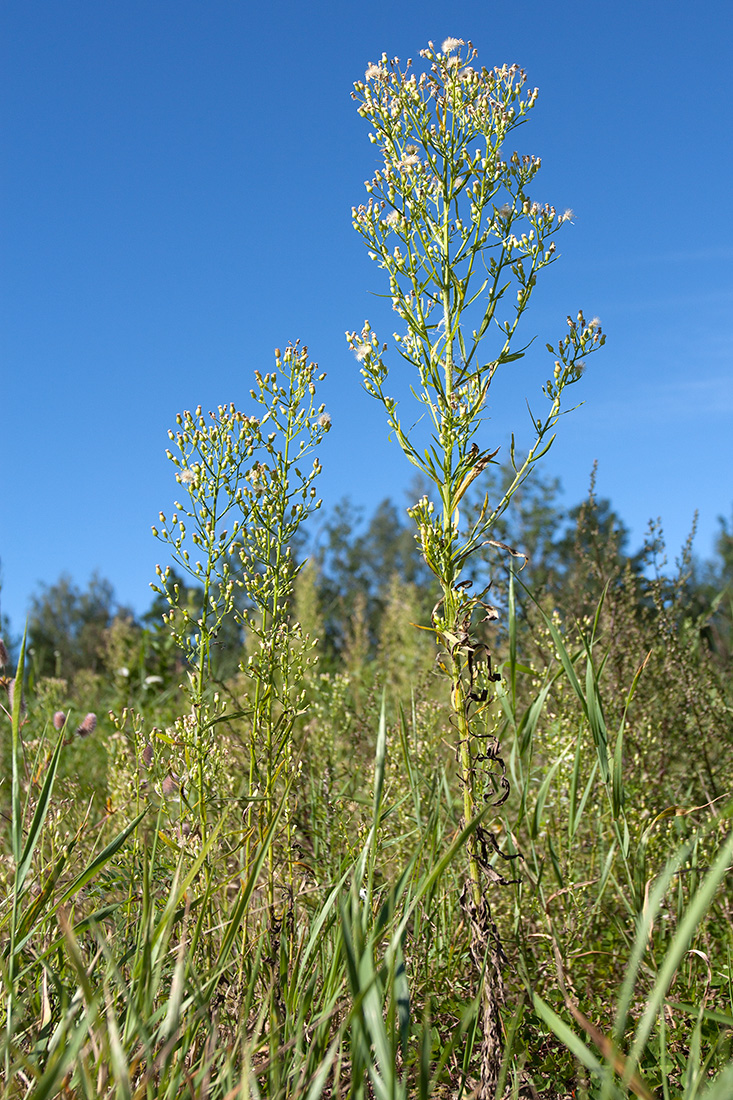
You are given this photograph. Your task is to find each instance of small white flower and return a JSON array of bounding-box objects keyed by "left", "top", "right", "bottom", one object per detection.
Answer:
[
  {"left": 365, "top": 63, "right": 386, "bottom": 82},
  {"left": 441, "top": 37, "right": 464, "bottom": 54},
  {"left": 354, "top": 344, "right": 370, "bottom": 362},
  {"left": 398, "top": 153, "right": 420, "bottom": 171},
  {"left": 180, "top": 469, "right": 195, "bottom": 485},
  {"left": 318, "top": 412, "right": 332, "bottom": 430}
]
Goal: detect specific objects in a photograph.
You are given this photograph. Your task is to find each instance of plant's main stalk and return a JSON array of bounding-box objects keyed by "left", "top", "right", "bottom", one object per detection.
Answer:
[{"left": 349, "top": 37, "right": 605, "bottom": 1096}]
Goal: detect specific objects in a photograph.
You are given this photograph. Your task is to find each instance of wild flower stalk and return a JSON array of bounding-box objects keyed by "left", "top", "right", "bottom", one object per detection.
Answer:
[
  {"left": 234, "top": 344, "right": 327, "bottom": 913},
  {"left": 152, "top": 401, "right": 261, "bottom": 839},
  {"left": 349, "top": 37, "right": 605, "bottom": 1094},
  {"left": 152, "top": 343, "right": 327, "bottom": 889}
]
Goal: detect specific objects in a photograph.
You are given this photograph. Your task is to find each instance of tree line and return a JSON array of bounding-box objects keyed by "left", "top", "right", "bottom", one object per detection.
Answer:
[{"left": 4, "top": 465, "right": 732, "bottom": 689}]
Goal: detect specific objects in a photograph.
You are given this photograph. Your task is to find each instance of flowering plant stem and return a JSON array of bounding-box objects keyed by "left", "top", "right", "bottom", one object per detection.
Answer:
[
  {"left": 350, "top": 37, "right": 605, "bottom": 1093},
  {"left": 153, "top": 345, "right": 327, "bottom": 911}
]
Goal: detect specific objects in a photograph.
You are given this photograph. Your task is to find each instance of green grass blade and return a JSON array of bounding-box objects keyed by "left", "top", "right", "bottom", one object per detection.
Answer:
[
  {"left": 57, "top": 809, "right": 147, "bottom": 907},
  {"left": 532, "top": 992, "right": 614, "bottom": 1089},
  {"left": 529, "top": 743, "right": 571, "bottom": 839},
  {"left": 29, "top": 1012, "right": 94, "bottom": 1100},
  {"left": 10, "top": 627, "right": 28, "bottom": 864},
  {"left": 518, "top": 577, "right": 588, "bottom": 716},
  {"left": 697, "top": 1064, "right": 733, "bottom": 1100},
  {"left": 629, "top": 826, "right": 733, "bottom": 1073},
  {"left": 508, "top": 568, "right": 517, "bottom": 709},
  {"left": 585, "top": 652, "right": 609, "bottom": 783},
  {"left": 15, "top": 729, "right": 65, "bottom": 896},
  {"left": 299, "top": 867, "right": 352, "bottom": 973},
  {"left": 210, "top": 785, "right": 288, "bottom": 984},
  {"left": 303, "top": 1034, "right": 341, "bottom": 1100}
]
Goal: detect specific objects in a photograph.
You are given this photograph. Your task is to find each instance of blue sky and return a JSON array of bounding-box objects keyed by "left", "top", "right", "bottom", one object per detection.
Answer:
[{"left": 2, "top": 0, "right": 732, "bottom": 631}]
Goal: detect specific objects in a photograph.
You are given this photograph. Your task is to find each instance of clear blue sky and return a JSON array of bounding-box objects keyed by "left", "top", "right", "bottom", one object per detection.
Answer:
[{"left": 2, "top": 0, "right": 732, "bottom": 631}]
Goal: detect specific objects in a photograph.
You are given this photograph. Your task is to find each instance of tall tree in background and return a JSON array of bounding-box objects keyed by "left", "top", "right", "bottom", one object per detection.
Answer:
[
  {"left": 28, "top": 573, "right": 123, "bottom": 679},
  {"left": 694, "top": 510, "right": 733, "bottom": 666},
  {"left": 314, "top": 496, "right": 433, "bottom": 658}
]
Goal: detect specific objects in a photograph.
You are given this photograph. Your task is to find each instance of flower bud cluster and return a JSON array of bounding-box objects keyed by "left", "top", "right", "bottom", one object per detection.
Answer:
[
  {"left": 349, "top": 39, "right": 587, "bottom": 457},
  {"left": 349, "top": 38, "right": 606, "bottom": 616},
  {"left": 153, "top": 343, "right": 328, "bottom": 678},
  {"left": 542, "top": 313, "right": 605, "bottom": 401}
]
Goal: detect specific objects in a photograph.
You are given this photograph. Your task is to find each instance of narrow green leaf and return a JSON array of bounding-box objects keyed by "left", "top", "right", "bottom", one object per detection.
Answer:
[
  {"left": 211, "top": 787, "right": 288, "bottom": 983},
  {"left": 10, "top": 627, "right": 28, "bottom": 864},
  {"left": 568, "top": 730, "right": 583, "bottom": 840},
  {"left": 532, "top": 993, "right": 608, "bottom": 1082},
  {"left": 530, "top": 744, "right": 571, "bottom": 840},
  {"left": 104, "top": 980, "right": 132, "bottom": 1100},
  {"left": 698, "top": 1065, "right": 733, "bottom": 1100},
  {"left": 630, "top": 827, "right": 733, "bottom": 1071},
  {"left": 58, "top": 809, "right": 147, "bottom": 906},
  {"left": 15, "top": 729, "right": 65, "bottom": 896}
]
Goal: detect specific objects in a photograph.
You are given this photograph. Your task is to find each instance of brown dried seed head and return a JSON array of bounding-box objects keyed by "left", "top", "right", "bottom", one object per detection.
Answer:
[
  {"left": 76, "top": 713, "right": 97, "bottom": 738},
  {"left": 162, "top": 774, "right": 179, "bottom": 797},
  {"left": 53, "top": 711, "right": 67, "bottom": 730},
  {"left": 141, "top": 743, "right": 154, "bottom": 767}
]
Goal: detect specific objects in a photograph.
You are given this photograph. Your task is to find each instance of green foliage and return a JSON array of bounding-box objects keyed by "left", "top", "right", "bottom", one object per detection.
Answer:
[
  {"left": 27, "top": 573, "right": 130, "bottom": 681},
  {"left": 2, "top": 36, "right": 733, "bottom": 1100},
  {"left": 3, "top": 484, "right": 733, "bottom": 1097}
]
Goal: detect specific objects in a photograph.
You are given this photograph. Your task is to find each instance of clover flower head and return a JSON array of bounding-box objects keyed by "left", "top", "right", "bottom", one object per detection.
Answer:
[{"left": 77, "top": 712, "right": 97, "bottom": 738}]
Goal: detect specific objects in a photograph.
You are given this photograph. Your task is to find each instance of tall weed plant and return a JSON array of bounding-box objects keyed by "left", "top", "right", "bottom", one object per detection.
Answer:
[
  {"left": 1, "top": 36, "right": 731, "bottom": 1100},
  {"left": 348, "top": 37, "right": 604, "bottom": 1095}
]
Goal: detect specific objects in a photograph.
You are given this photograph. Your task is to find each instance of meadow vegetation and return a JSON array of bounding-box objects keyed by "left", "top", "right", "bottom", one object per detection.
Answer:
[{"left": 2, "top": 37, "right": 733, "bottom": 1100}]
